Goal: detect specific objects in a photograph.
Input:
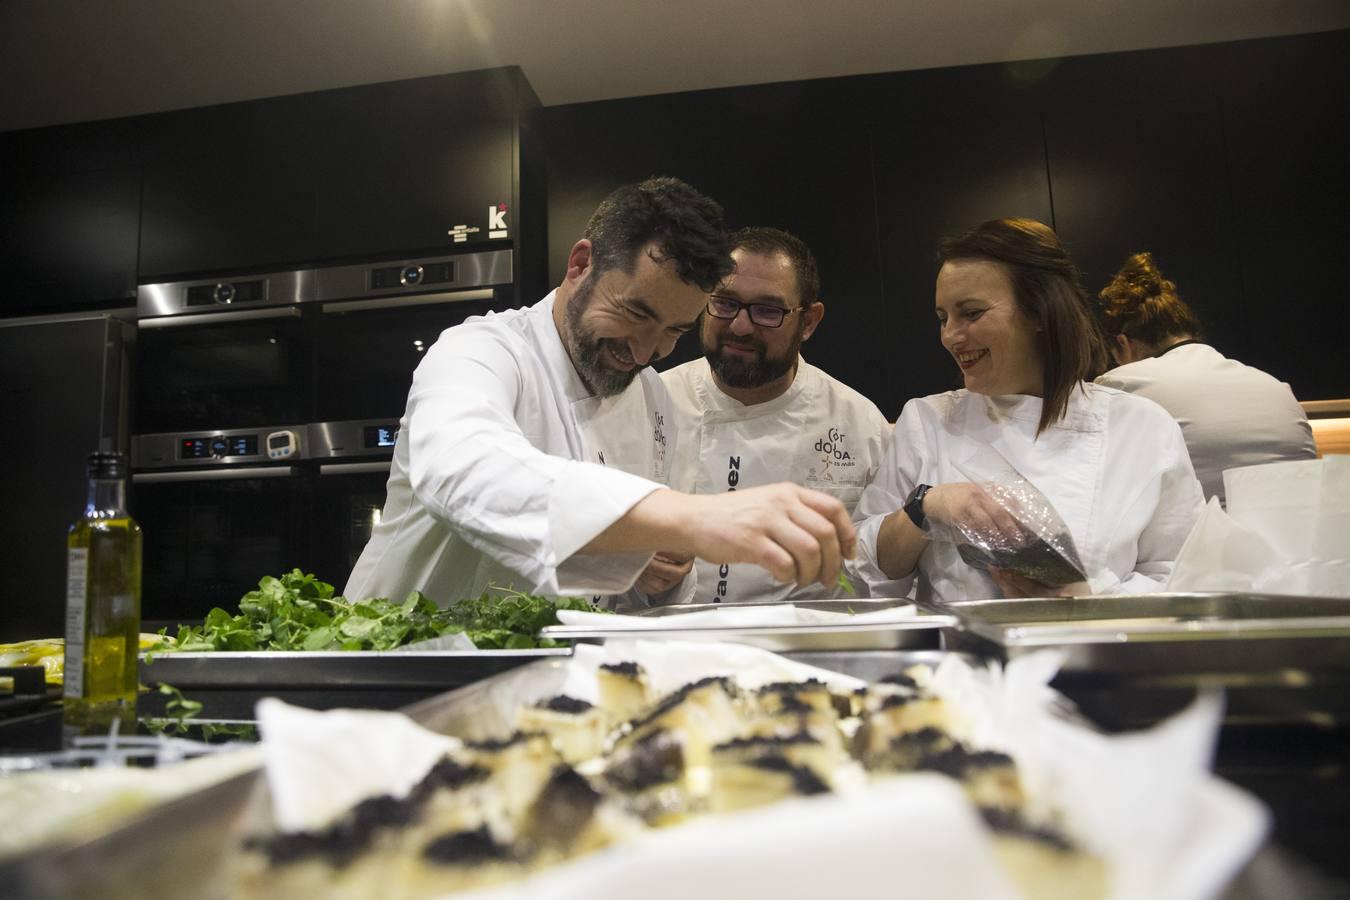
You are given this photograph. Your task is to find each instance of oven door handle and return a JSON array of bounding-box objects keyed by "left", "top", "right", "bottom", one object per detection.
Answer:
[
  {"left": 137, "top": 307, "right": 302, "bottom": 329},
  {"left": 133, "top": 466, "right": 297, "bottom": 483},
  {"left": 318, "top": 462, "right": 392, "bottom": 476},
  {"left": 320, "top": 288, "right": 495, "bottom": 315}
]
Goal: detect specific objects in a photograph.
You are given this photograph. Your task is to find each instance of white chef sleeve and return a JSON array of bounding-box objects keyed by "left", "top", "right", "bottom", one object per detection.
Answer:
[
  {"left": 1099, "top": 418, "right": 1205, "bottom": 594},
  {"left": 406, "top": 328, "right": 662, "bottom": 596},
  {"left": 853, "top": 403, "right": 924, "bottom": 598}
]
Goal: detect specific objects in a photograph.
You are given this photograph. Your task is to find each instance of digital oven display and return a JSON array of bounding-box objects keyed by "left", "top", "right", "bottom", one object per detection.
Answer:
[
  {"left": 180, "top": 435, "right": 258, "bottom": 459},
  {"left": 364, "top": 425, "right": 399, "bottom": 449}
]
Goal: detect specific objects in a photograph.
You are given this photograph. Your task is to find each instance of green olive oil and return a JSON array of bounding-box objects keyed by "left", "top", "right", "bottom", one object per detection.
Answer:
[{"left": 64, "top": 451, "right": 142, "bottom": 731}]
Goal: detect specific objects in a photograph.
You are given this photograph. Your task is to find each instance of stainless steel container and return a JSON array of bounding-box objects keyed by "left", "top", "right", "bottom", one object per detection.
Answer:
[
  {"left": 541, "top": 599, "right": 954, "bottom": 652},
  {"left": 940, "top": 592, "right": 1350, "bottom": 728}
]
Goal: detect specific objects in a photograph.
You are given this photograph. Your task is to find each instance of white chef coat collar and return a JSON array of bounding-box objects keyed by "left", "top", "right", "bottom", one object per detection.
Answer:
[
  {"left": 692, "top": 356, "right": 816, "bottom": 422},
  {"left": 531, "top": 290, "right": 595, "bottom": 403},
  {"left": 978, "top": 384, "right": 1103, "bottom": 433}
]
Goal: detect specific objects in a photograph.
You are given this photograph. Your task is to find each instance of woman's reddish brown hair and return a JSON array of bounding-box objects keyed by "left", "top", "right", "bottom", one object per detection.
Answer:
[
  {"left": 939, "top": 218, "right": 1109, "bottom": 436},
  {"left": 1097, "top": 252, "right": 1204, "bottom": 347}
]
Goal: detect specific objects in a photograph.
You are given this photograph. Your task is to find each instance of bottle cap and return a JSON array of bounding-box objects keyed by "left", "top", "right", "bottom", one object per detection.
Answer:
[{"left": 87, "top": 450, "right": 128, "bottom": 479}]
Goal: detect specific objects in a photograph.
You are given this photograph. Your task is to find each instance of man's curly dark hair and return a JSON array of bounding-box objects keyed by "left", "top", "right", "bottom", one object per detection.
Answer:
[{"left": 583, "top": 176, "right": 734, "bottom": 292}]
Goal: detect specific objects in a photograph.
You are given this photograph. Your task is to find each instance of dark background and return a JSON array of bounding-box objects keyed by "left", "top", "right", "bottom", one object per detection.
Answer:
[
  {"left": 541, "top": 29, "right": 1350, "bottom": 416},
  {"left": 2, "top": 29, "right": 1347, "bottom": 420}
]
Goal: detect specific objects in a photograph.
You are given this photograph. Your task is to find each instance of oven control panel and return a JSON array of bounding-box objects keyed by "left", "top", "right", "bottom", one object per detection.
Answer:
[
  {"left": 180, "top": 434, "right": 257, "bottom": 460},
  {"left": 364, "top": 424, "right": 399, "bottom": 449},
  {"left": 134, "top": 427, "right": 311, "bottom": 470}
]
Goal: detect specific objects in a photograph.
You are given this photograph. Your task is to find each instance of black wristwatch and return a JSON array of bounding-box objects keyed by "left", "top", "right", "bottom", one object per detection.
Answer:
[{"left": 903, "top": 484, "right": 932, "bottom": 530}]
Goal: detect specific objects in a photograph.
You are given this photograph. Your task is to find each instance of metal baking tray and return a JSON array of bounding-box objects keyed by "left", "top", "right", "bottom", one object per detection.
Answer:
[
  {"left": 137, "top": 648, "right": 571, "bottom": 690},
  {"left": 940, "top": 592, "right": 1350, "bottom": 729},
  {"left": 779, "top": 649, "right": 972, "bottom": 682},
  {"left": 6, "top": 648, "right": 957, "bottom": 898},
  {"left": 942, "top": 592, "right": 1350, "bottom": 671},
  {"left": 542, "top": 599, "right": 954, "bottom": 652},
  {"left": 1, "top": 659, "right": 572, "bottom": 899}
]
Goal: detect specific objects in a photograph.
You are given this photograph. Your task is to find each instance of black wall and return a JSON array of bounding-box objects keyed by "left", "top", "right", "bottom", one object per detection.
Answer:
[
  {"left": 2, "top": 31, "right": 1346, "bottom": 410},
  {"left": 541, "top": 30, "right": 1350, "bottom": 418}
]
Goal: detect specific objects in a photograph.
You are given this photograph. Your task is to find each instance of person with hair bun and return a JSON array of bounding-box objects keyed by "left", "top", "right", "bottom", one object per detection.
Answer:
[
  {"left": 854, "top": 220, "right": 1203, "bottom": 604},
  {"left": 1096, "top": 252, "right": 1316, "bottom": 506}
]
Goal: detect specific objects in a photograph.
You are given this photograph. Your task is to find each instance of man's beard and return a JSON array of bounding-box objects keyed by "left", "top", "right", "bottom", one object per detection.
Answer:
[
  {"left": 563, "top": 276, "right": 647, "bottom": 398},
  {"left": 704, "top": 325, "right": 801, "bottom": 389}
]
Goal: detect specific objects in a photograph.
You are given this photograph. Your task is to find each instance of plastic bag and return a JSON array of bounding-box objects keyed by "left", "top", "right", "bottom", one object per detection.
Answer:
[{"left": 927, "top": 450, "right": 1088, "bottom": 588}]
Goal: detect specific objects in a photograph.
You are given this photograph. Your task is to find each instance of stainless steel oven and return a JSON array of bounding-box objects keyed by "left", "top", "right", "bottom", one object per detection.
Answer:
[
  {"left": 132, "top": 250, "right": 514, "bottom": 625},
  {"left": 307, "top": 419, "right": 400, "bottom": 587},
  {"left": 133, "top": 426, "right": 315, "bottom": 625}
]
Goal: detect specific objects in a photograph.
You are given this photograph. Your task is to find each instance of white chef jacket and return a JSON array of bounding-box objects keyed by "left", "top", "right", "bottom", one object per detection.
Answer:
[
  {"left": 344, "top": 291, "right": 678, "bottom": 608},
  {"left": 1095, "top": 343, "right": 1316, "bottom": 505},
  {"left": 853, "top": 384, "right": 1204, "bottom": 606},
  {"left": 662, "top": 357, "right": 893, "bottom": 603}
]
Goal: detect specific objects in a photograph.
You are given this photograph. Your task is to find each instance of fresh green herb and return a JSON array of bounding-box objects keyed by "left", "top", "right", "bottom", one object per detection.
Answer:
[
  {"left": 143, "top": 685, "right": 259, "bottom": 743},
  {"left": 142, "top": 682, "right": 205, "bottom": 736},
  {"left": 836, "top": 571, "right": 856, "bottom": 595},
  {"left": 196, "top": 722, "right": 259, "bottom": 742},
  {"left": 151, "top": 570, "right": 603, "bottom": 653},
  {"left": 443, "top": 586, "right": 600, "bottom": 649},
  {"left": 160, "top": 682, "right": 204, "bottom": 718}
]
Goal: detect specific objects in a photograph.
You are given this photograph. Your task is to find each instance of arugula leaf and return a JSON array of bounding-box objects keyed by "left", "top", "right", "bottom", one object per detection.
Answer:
[
  {"left": 152, "top": 570, "right": 605, "bottom": 654},
  {"left": 837, "top": 570, "right": 857, "bottom": 595}
]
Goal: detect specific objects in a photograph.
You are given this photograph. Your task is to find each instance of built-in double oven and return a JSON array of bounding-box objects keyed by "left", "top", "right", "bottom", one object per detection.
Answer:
[{"left": 132, "top": 249, "right": 514, "bottom": 626}]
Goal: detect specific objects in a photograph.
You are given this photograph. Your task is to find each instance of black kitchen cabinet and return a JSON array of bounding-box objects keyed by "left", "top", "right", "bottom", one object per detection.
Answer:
[
  {"left": 0, "top": 315, "right": 132, "bottom": 643},
  {"left": 0, "top": 121, "right": 141, "bottom": 314},
  {"left": 137, "top": 92, "right": 321, "bottom": 279},
  {"left": 542, "top": 83, "right": 889, "bottom": 411},
  {"left": 137, "top": 68, "right": 538, "bottom": 283},
  {"left": 308, "top": 69, "right": 524, "bottom": 263},
  {"left": 871, "top": 111, "right": 1054, "bottom": 412}
]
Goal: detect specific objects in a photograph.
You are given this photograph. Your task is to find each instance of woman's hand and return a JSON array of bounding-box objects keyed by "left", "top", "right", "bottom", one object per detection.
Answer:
[
  {"left": 923, "top": 482, "right": 1026, "bottom": 544},
  {"left": 988, "top": 567, "right": 1090, "bottom": 599}
]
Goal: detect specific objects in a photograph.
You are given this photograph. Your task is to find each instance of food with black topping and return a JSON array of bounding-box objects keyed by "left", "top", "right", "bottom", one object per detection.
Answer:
[
  {"left": 597, "top": 661, "right": 652, "bottom": 729},
  {"left": 515, "top": 695, "right": 607, "bottom": 764},
  {"left": 238, "top": 662, "right": 1105, "bottom": 900}
]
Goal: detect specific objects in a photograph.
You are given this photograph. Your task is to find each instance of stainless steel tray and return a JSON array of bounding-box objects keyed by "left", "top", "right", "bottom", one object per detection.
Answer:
[
  {"left": 941, "top": 592, "right": 1350, "bottom": 728},
  {"left": 780, "top": 649, "right": 972, "bottom": 682},
  {"left": 137, "top": 648, "right": 571, "bottom": 690},
  {"left": 6, "top": 649, "right": 956, "bottom": 898},
  {"left": 542, "top": 599, "right": 953, "bottom": 652},
  {"left": 943, "top": 592, "right": 1350, "bottom": 666}
]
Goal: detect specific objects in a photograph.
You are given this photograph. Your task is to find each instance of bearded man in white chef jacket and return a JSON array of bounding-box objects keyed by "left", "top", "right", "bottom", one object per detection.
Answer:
[
  {"left": 345, "top": 179, "right": 856, "bottom": 610},
  {"left": 659, "top": 227, "right": 892, "bottom": 603}
]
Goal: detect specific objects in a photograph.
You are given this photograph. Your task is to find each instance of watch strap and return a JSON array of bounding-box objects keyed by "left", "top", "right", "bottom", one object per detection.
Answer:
[{"left": 904, "top": 483, "right": 932, "bottom": 530}]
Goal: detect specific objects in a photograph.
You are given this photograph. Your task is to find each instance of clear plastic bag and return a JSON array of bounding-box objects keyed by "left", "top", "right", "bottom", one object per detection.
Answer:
[{"left": 927, "top": 450, "right": 1088, "bottom": 588}]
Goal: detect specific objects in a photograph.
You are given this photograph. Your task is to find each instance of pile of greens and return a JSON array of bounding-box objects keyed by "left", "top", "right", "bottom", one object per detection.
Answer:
[{"left": 149, "top": 570, "right": 599, "bottom": 653}]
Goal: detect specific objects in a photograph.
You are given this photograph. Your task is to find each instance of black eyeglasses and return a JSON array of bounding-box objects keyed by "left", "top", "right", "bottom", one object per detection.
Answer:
[{"left": 706, "top": 296, "right": 802, "bottom": 328}]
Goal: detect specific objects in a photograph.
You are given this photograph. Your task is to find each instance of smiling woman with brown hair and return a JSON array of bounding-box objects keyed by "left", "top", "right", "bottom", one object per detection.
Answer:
[{"left": 853, "top": 219, "right": 1204, "bottom": 605}]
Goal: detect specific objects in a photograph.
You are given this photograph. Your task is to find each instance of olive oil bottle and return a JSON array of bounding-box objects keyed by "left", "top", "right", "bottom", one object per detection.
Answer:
[{"left": 64, "top": 450, "right": 142, "bottom": 731}]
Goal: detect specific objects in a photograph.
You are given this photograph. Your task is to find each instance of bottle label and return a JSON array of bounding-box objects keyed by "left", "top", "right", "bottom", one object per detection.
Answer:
[{"left": 64, "top": 548, "right": 88, "bottom": 699}]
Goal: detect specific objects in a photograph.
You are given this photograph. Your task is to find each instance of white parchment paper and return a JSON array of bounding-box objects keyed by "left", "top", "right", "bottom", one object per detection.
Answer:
[{"left": 256, "top": 640, "right": 1268, "bottom": 900}]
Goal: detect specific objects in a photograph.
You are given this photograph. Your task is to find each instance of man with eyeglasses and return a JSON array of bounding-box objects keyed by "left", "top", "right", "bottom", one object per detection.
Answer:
[
  {"left": 659, "top": 226, "right": 892, "bottom": 603},
  {"left": 346, "top": 183, "right": 857, "bottom": 613}
]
